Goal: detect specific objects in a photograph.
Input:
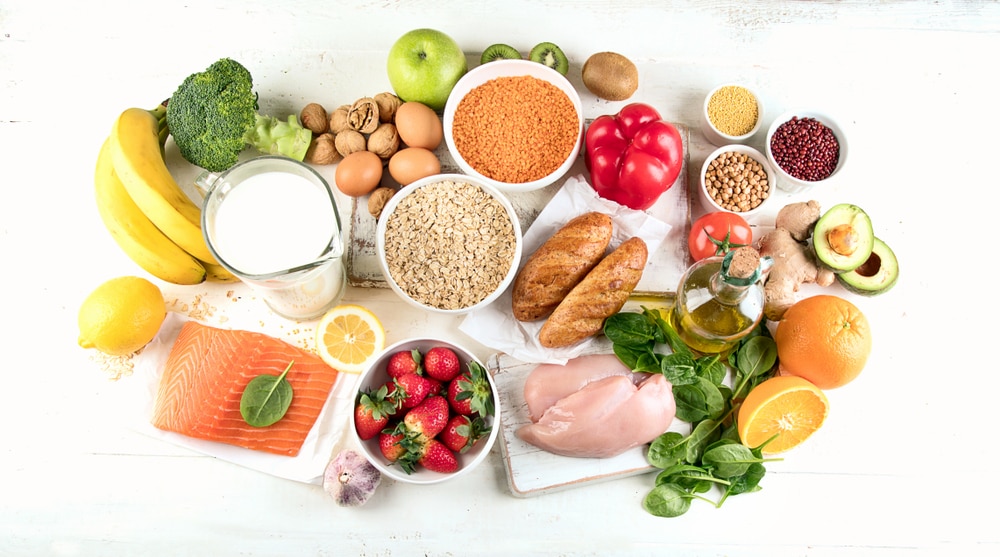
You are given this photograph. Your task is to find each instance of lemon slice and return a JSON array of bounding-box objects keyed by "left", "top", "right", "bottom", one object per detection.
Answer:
[{"left": 315, "top": 304, "right": 386, "bottom": 374}]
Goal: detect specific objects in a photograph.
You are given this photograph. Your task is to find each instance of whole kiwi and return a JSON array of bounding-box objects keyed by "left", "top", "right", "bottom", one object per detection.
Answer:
[{"left": 582, "top": 52, "right": 639, "bottom": 101}]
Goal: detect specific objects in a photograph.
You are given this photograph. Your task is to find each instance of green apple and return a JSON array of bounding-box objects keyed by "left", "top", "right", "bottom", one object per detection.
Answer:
[{"left": 386, "top": 28, "right": 468, "bottom": 112}]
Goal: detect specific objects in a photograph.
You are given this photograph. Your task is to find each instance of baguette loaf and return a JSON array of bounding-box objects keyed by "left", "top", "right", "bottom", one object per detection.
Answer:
[
  {"left": 511, "top": 212, "right": 614, "bottom": 322},
  {"left": 538, "top": 237, "right": 648, "bottom": 348}
]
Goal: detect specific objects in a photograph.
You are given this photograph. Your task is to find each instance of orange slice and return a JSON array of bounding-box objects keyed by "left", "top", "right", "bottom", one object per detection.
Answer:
[
  {"left": 737, "top": 375, "right": 829, "bottom": 454},
  {"left": 315, "top": 304, "right": 386, "bottom": 374}
]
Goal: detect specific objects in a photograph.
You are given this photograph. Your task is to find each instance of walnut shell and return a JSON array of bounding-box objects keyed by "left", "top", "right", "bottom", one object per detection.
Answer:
[
  {"left": 367, "top": 187, "right": 396, "bottom": 220},
  {"left": 329, "top": 105, "right": 351, "bottom": 134},
  {"left": 374, "top": 92, "right": 402, "bottom": 123},
  {"left": 300, "top": 103, "right": 329, "bottom": 134},
  {"left": 335, "top": 129, "right": 367, "bottom": 157},
  {"left": 367, "top": 123, "right": 400, "bottom": 160},
  {"left": 305, "top": 133, "right": 341, "bottom": 165},
  {"left": 348, "top": 97, "right": 380, "bottom": 134}
]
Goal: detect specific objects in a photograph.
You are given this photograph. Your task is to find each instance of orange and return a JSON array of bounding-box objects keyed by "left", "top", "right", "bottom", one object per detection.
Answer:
[
  {"left": 315, "top": 304, "right": 386, "bottom": 373},
  {"left": 774, "top": 294, "right": 872, "bottom": 390},
  {"left": 737, "top": 375, "right": 829, "bottom": 454}
]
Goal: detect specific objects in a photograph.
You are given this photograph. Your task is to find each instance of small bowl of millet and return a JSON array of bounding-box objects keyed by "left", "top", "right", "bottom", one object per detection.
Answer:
[{"left": 765, "top": 110, "right": 848, "bottom": 194}]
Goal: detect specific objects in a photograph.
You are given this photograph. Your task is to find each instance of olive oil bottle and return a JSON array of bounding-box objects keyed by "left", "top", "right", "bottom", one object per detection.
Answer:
[{"left": 669, "top": 246, "right": 773, "bottom": 354}]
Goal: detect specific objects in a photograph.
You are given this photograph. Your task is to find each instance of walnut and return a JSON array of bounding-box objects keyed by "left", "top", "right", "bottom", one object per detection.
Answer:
[
  {"left": 300, "top": 103, "right": 329, "bottom": 134},
  {"left": 367, "top": 187, "right": 396, "bottom": 220},
  {"left": 374, "top": 92, "right": 402, "bottom": 122},
  {"left": 305, "top": 133, "right": 341, "bottom": 165},
  {"left": 335, "top": 129, "right": 367, "bottom": 157},
  {"left": 367, "top": 123, "right": 400, "bottom": 160},
  {"left": 329, "top": 105, "right": 351, "bottom": 134},
  {"left": 348, "top": 97, "right": 380, "bottom": 134}
]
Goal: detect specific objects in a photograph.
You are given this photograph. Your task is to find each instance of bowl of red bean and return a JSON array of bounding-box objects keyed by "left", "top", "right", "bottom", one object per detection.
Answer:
[
  {"left": 698, "top": 144, "right": 776, "bottom": 220},
  {"left": 765, "top": 110, "right": 847, "bottom": 194},
  {"left": 443, "top": 59, "right": 584, "bottom": 193}
]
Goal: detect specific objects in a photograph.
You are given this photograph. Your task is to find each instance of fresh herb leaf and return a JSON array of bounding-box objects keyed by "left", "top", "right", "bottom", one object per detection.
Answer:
[
  {"left": 240, "top": 361, "right": 294, "bottom": 428},
  {"left": 642, "top": 483, "right": 695, "bottom": 518},
  {"left": 647, "top": 431, "right": 688, "bottom": 469}
]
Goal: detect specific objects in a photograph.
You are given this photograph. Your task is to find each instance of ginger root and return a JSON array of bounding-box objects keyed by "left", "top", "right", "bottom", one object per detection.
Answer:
[{"left": 757, "top": 200, "right": 835, "bottom": 321}]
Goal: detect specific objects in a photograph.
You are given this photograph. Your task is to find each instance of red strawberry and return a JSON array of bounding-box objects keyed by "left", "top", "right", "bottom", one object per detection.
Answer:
[
  {"left": 424, "top": 346, "right": 461, "bottom": 382},
  {"left": 378, "top": 431, "right": 409, "bottom": 464},
  {"left": 426, "top": 377, "right": 444, "bottom": 396},
  {"left": 353, "top": 385, "right": 396, "bottom": 441},
  {"left": 400, "top": 395, "right": 450, "bottom": 439},
  {"left": 447, "top": 361, "right": 495, "bottom": 417},
  {"left": 416, "top": 438, "right": 459, "bottom": 474},
  {"left": 393, "top": 372, "right": 435, "bottom": 409},
  {"left": 386, "top": 348, "right": 422, "bottom": 379},
  {"left": 440, "top": 414, "right": 490, "bottom": 454}
]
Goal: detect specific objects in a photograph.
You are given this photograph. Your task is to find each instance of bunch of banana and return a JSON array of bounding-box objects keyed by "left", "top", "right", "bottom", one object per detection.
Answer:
[{"left": 94, "top": 105, "right": 237, "bottom": 285}]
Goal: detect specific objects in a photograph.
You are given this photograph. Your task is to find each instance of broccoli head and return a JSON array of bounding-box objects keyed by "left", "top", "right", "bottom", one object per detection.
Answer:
[{"left": 166, "top": 58, "right": 312, "bottom": 172}]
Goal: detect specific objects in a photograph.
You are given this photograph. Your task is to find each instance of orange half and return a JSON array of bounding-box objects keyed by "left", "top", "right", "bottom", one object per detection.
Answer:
[{"left": 737, "top": 375, "right": 829, "bottom": 454}]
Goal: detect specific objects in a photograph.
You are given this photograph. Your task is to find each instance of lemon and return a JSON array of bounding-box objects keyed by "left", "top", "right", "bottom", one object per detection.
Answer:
[
  {"left": 315, "top": 304, "right": 386, "bottom": 373},
  {"left": 78, "top": 276, "right": 167, "bottom": 356}
]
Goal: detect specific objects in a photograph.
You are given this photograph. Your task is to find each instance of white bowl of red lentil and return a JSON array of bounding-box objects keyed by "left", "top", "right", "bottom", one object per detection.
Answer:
[
  {"left": 700, "top": 83, "right": 764, "bottom": 147},
  {"left": 442, "top": 59, "right": 584, "bottom": 193},
  {"left": 765, "top": 109, "right": 848, "bottom": 194},
  {"left": 698, "top": 144, "right": 776, "bottom": 221},
  {"left": 375, "top": 173, "right": 523, "bottom": 314}
]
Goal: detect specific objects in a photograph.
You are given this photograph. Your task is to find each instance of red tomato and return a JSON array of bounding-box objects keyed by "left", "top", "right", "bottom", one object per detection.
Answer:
[{"left": 688, "top": 212, "right": 753, "bottom": 261}]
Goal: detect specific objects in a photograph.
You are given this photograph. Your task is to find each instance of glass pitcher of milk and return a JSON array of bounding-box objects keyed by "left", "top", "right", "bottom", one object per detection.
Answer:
[{"left": 198, "top": 156, "right": 345, "bottom": 320}]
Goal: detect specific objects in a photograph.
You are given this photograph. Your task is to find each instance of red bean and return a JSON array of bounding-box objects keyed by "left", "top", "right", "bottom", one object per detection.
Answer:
[{"left": 769, "top": 117, "right": 840, "bottom": 181}]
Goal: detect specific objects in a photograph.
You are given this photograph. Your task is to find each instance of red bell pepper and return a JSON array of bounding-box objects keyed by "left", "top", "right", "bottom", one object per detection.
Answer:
[{"left": 584, "top": 103, "right": 684, "bottom": 211}]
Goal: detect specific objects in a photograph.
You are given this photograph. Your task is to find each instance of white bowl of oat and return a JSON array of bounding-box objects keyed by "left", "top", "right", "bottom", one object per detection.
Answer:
[{"left": 376, "top": 173, "right": 523, "bottom": 314}]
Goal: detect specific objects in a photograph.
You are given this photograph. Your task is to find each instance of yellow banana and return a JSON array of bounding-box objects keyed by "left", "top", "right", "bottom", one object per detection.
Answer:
[
  {"left": 94, "top": 138, "right": 207, "bottom": 285},
  {"left": 109, "top": 106, "right": 218, "bottom": 264},
  {"left": 201, "top": 260, "right": 240, "bottom": 283}
]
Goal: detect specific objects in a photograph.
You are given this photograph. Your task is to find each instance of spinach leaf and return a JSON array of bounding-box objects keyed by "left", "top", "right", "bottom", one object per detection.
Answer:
[
  {"left": 684, "top": 418, "right": 720, "bottom": 464},
  {"left": 660, "top": 352, "right": 698, "bottom": 385},
  {"left": 240, "top": 361, "right": 294, "bottom": 428},
  {"left": 647, "top": 431, "right": 687, "bottom": 469},
  {"left": 736, "top": 335, "right": 777, "bottom": 381},
  {"left": 603, "top": 312, "right": 660, "bottom": 346},
  {"left": 642, "top": 483, "right": 694, "bottom": 518}
]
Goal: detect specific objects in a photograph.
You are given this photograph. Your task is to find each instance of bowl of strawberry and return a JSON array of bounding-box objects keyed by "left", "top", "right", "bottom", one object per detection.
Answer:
[{"left": 350, "top": 337, "right": 501, "bottom": 484}]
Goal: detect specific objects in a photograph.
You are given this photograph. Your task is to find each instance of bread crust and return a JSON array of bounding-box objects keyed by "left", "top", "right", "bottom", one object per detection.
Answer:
[
  {"left": 539, "top": 237, "right": 648, "bottom": 348},
  {"left": 511, "top": 212, "right": 614, "bottom": 322}
]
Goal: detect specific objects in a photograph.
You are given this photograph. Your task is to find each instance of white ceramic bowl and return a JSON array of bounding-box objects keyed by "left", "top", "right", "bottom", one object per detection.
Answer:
[
  {"left": 765, "top": 109, "right": 848, "bottom": 194},
  {"left": 375, "top": 173, "right": 523, "bottom": 314},
  {"left": 698, "top": 144, "right": 777, "bottom": 221},
  {"left": 700, "top": 83, "right": 764, "bottom": 146},
  {"left": 350, "top": 337, "right": 501, "bottom": 485},
  {"left": 442, "top": 59, "right": 584, "bottom": 193}
]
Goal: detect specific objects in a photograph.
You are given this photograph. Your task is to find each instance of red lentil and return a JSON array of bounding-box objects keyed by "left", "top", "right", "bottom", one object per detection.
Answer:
[
  {"left": 769, "top": 116, "right": 840, "bottom": 181},
  {"left": 451, "top": 76, "right": 579, "bottom": 184}
]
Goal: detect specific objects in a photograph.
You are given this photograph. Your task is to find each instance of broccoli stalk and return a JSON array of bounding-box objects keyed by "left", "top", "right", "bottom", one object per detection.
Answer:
[{"left": 165, "top": 58, "right": 312, "bottom": 172}]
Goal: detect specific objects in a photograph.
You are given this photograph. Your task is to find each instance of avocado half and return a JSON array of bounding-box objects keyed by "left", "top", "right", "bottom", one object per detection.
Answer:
[
  {"left": 812, "top": 203, "right": 875, "bottom": 273},
  {"left": 837, "top": 237, "right": 899, "bottom": 296}
]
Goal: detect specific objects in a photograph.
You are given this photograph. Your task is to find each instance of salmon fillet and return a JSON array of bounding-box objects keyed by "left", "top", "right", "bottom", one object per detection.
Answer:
[{"left": 151, "top": 321, "right": 339, "bottom": 456}]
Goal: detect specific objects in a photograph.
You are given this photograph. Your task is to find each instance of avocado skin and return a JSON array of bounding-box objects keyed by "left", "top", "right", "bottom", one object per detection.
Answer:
[
  {"left": 812, "top": 203, "right": 875, "bottom": 273},
  {"left": 837, "top": 237, "right": 898, "bottom": 296}
]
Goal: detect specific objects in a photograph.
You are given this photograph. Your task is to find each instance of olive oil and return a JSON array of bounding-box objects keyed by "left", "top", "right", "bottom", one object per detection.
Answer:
[{"left": 670, "top": 248, "right": 772, "bottom": 354}]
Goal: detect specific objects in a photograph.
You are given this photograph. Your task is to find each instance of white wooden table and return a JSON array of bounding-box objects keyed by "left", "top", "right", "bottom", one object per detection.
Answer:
[{"left": 3, "top": 1, "right": 999, "bottom": 555}]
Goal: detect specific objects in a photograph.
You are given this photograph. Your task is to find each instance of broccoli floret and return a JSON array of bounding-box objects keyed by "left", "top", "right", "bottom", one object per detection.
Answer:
[{"left": 166, "top": 58, "right": 312, "bottom": 172}]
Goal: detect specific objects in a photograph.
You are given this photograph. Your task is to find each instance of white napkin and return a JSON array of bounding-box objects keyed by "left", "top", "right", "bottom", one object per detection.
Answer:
[{"left": 460, "top": 175, "right": 672, "bottom": 364}]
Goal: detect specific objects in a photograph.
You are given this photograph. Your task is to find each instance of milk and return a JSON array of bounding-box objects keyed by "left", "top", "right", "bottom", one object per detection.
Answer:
[
  {"left": 201, "top": 159, "right": 345, "bottom": 320},
  {"left": 212, "top": 171, "right": 336, "bottom": 275}
]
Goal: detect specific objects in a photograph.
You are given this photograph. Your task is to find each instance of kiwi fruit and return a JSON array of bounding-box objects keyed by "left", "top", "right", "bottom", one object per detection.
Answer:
[
  {"left": 582, "top": 52, "right": 639, "bottom": 101},
  {"left": 529, "top": 42, "right": 569, "bottom": 75},
  {"left": 481, "top": 43, "right": 522, "bottom": 65}
]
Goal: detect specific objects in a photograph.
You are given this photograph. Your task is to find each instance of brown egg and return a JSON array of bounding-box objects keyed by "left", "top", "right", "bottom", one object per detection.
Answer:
[
  {"left": 334, "top": 151, "right": 383, "bottom": 197},
  {"left": 388, "top": 147, "right": 441, "bottom": 186},
  {"left": 394, "top": 102, "right": 443, "bottom": 150}
]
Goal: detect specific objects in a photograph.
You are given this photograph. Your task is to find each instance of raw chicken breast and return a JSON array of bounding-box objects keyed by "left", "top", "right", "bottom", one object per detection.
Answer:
[
  {"left": 517, "top": 369, "right": 675, "bottom": 459},
  {"left": 523, "top": 353, "right": 638, "bottom": 422}
]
